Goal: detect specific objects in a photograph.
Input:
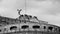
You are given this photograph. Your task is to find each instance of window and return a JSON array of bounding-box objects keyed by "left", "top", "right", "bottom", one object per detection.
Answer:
[
  {"left": 33, "top": 25, "right": 40, "bottom": 29},
  {"left": 59, "top": 28, "right": 60, "bottom": 32},
  {"left": 58, "top": 28, "right": 60, "bottom": 32},
  {"left": 19, "top": 15, "right": 24, "bottom": 18},
  {"left": 44, "top": 26, "right": 46, "bottom": 29},
  {"left": 25, "top": 14, "right": 28, "bottom": 17},
  {"left": 0, "top": 24, "right": 2, "bottom": 26},
  {"left": 0, "top": 29, "right": 1, "bottom": 32},
  {"left": 54, "top": 27, "right": 58, "bottom": 32},
  {"left": 21, "top": 25, "right": 29, "bottom": 29},
  {"left": 34, "top": 16, "right": 37, "bottom": 19},
  {"left": 29, "top": 15, "right": 32, "bottom": 19},
  {"left": 10, "top": 26, "right": 17, "bottom": 30},
  {"left": 48, "top": 26, "right": 53, "bottom": 30}
]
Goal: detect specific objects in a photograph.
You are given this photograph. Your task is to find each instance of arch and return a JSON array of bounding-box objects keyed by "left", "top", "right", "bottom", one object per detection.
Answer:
[
  {"left": 32, "top": 25, "right": 40, "bottom": 29},
  {"left": 59, "top": 28, "right": 60, "bottom": 32},
  {"left": 10, "top": 26, "right": 17, "bottom": 30},
  {"left": 21, "top": 25, "right": 29, "bottom": 29},
  {"left": 0, "top": 29, "right": 2, "bottom": 32},
  {"left": 54, "top": 27, "right": 58, "bottom": 32},
  {"left": 43, "top": 26, "right": 46, "bottom": 29},
  {"left": 48, "top": 26, "right": 53, "bottom": 31}
]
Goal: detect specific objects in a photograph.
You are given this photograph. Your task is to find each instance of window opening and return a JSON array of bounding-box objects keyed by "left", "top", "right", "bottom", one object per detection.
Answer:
[
  {"left": 21, "top": 25, "right": 29, "bottom": 29},
  {"left": 0, "top": 29, "right": 1, "bottom": 32},
  {"left": 10, "top": 26, "right": 17, "bottom": 30},
  {"left": 33, "top": 25, "right": 40, "bottom": 29},
  {"left": 44, "top": 26, "right": 46, "bottom": 29},
  {"left": 48, "top": 26, "right": 53, "bottom": 30}
]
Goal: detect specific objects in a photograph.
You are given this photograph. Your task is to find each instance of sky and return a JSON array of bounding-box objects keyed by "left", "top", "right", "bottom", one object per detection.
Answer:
[{"left": 0, "top": 0, "right": 60, "bottom": 26}]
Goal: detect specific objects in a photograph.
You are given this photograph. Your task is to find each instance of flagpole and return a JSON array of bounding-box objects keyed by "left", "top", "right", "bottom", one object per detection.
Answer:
[{"left": 25, "top": 0, "right": 27, "bottom": 13}]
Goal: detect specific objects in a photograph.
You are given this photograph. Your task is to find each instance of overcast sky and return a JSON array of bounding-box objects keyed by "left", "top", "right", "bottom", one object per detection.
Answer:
[{"left": 0, "top": 0, "right": 60, "bottom": 26}]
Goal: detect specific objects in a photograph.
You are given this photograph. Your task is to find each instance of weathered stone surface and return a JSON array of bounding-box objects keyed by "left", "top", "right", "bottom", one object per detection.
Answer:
[
  {"left": 2, "top": 31, "right": 60, "bottom": 34},
  {"left": 0, "top": 10, "right": 60, "bottom": 34}
]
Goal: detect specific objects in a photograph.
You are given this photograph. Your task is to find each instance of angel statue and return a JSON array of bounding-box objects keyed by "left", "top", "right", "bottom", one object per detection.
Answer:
[{"left": 17, "top": 9, "right": 22, "bottom": 15}]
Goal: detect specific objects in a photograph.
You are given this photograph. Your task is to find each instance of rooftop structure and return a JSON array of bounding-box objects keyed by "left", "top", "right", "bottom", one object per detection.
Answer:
[{"left": 0, "top": 9, "right": 60, "bottom": 34}]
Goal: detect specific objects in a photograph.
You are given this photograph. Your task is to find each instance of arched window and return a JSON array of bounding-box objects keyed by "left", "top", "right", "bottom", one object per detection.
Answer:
[
  {"left": 29, "top": 15, "right": 32, "bottom": 18},
  {"left": 44, "top": 26, "right": 46, "bottom": 29},
  {"left": 59, "top": 27, "right": 60, "bottom": 32},
  {"left": 33, "top": 25, "right": 40, "bottom": 29},
  {"left": 21, "top": 25, "right": 29, "bottom": 29},
  {"left": 10, "top": 26, "right": 17, "bottom": 30},
  {"left": 20, "top": 15, "right": 24, "bottom": 17},
  {"left": 0, "top": 29, "right": 1, "bottom": 32},
  {"left": 34, "top": 16, "right": 37, "bottom": 19},
  {"left": 48, "top": 26, "right": 53, "bottom": 31},
  {"left": 59, "top": 28, "right": 60, "bottom": 32},
  {"left": 54, "top": 27, "right": 58, "bottom": 32}
]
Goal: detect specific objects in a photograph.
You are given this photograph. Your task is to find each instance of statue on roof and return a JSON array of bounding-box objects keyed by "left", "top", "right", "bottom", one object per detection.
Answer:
[{"left": 17, "top": 9, "right": 22, "bottom": 15}]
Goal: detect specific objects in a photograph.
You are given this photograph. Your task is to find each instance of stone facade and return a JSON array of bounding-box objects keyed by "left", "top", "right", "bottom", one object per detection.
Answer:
[{"left": 0, "top": 14, "right": 60, "bottom": 34}]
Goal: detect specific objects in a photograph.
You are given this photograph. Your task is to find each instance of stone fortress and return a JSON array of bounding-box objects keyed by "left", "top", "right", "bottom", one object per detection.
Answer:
[{"left": 0, "top": 9, "right": 60, "bottom": 34}]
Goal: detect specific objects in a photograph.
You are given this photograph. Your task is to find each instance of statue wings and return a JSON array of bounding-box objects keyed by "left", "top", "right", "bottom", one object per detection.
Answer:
[{"left": 17, "top": 9, "right": 22, "bottom": 15}]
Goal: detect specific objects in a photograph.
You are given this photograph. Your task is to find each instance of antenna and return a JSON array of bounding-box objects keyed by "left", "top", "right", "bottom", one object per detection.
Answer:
[
  {"left": 25, "top": 0, "right": 27, "bottom": 13},
  {"left": 17, "top": 9, "right": 22, "bottom": 15}
]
